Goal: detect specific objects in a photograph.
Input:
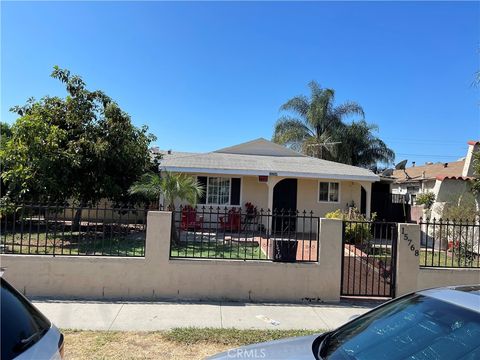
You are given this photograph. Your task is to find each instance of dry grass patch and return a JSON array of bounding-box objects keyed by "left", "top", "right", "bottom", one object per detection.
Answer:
[{"left": 63, "top": 328, "right": 322, "bottom": 360}]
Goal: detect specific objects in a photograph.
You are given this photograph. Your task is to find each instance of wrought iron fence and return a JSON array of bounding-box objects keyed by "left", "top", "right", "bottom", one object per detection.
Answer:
[
  {"left": 341, "top": 220, "right": 398, "bottom": 298},
  {"left": 170, "top": 206, "right": 319, "bottom": 262},
  {"left": 390, "top": 193, "right": 410, "bottom": 204},
  {"left": 419, "top": 218, "right": 480, "bottom": 268},
  {"left": 1, "top": 204, "right": 148, "bottom": 257}
]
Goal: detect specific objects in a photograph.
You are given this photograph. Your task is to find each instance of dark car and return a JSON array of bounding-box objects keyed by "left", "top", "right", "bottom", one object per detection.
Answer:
[
  {"left": 208, "top": 285, "right": 480, "bottom": 359},
  {"left": 1, "top": 276, "right": 64, "bottom": 360}
]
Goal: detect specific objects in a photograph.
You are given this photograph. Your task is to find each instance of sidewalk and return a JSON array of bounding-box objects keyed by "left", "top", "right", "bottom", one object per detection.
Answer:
[{"left": 32, "top": 299, "right": 381, "bottom": 331}]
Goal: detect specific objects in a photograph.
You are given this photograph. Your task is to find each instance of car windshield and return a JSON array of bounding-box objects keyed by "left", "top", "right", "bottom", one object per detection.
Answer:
[
  {"left": 1, "top": 278, "right": 51, "bottom": 360},
  {"left": 319, "top": 293, "right": 480, "bottom": 360}
]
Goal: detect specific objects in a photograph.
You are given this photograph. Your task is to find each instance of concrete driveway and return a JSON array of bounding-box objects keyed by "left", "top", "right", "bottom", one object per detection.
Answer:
[{"left": 32, "top": 299, "right": 381, "bottom": 331}]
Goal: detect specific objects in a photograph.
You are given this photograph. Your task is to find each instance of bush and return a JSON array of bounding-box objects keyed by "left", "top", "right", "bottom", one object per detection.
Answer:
[
  {"left": 416, "top": 192, "right": 435, "bottom": 210},
  {"left": 325, "top": 208, "right": 373, "bottom": 244},
  {"left": 441, "top": 192, "right": 478, "bottom": 221}
]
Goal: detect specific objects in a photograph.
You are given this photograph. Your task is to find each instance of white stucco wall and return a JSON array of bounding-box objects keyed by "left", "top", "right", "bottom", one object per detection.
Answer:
[{"left": 430, "top": 179, "right": 473, "bottom": 219}]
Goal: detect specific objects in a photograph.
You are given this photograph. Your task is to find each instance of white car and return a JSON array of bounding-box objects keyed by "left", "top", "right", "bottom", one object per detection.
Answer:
[
  {"left": 209, "top": 285, "right": 480, "bottom": 359},
  {"left": 1, "top": 277, "right": 64, "bottom": 360}
]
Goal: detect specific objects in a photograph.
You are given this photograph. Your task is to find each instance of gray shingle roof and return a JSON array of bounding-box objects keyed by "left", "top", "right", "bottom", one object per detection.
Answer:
[{"left": 160, "top": 152, "right": 378, "bottom": 182}]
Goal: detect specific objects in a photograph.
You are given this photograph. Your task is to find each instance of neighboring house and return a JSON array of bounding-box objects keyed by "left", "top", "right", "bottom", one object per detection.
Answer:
[
  {"left": 391, "top": 140, "right": 479, "bottom": 219},
  {"left": 157, "top": 138, "right": 379, "bottom": 218}
]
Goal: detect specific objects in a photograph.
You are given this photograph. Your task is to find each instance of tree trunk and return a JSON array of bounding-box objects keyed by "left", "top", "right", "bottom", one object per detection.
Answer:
[
  {"left": 72, "top": 201, "right": 86, "bottom": 231},
  {"left": 475, "top": 195, "right": 480, "bottom": 225},
  {"left": 171, "top": 215, "right": 180, "bottom": 246}
]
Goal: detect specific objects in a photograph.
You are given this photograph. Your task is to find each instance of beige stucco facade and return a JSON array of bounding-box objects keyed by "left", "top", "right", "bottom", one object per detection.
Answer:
[
  {"left": 430, "top": 178, "right": 474, "bottom": 219},
  {"left": 176, "top": 173, "right": 368, "bottom": 218}
]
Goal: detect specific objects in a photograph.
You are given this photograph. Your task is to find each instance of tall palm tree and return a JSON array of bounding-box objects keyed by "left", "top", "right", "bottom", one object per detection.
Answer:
[
  {"left": 335, "top": 120, "right": 395, "bottom": 168},
  {"left": 128, "top": 171, "right": 203, "bottom": 210},
  {"left": 273, "top": 81, "right": 364, "bottom": 160}
]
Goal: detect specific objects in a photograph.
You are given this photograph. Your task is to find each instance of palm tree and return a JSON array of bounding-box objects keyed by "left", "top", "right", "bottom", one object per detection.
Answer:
[
  {"left": 334, "top": 120, "right": 395, "bottom": 168},
  {"left": 128, "top": 171, "right": 203, "bottom": 211},
  {"left": 273, "top": 81, "right": 364, "bottom": 160}
]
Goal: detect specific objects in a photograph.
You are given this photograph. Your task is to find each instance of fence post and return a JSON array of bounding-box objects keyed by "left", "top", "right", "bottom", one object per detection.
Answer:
[
  {"left": 319, "top": 218, "right": 343, "bottom": 301},
  {"left": 145, "top": 211, "right": 172, "bottom": 262},
  {"left": 396, "top": 223, "right": 420, "bottom": 296}
]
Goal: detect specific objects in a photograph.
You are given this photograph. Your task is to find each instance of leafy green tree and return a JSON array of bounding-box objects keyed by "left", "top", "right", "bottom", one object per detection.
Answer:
[
  {"left": 472, "top": 150, "right": 480, "bottom": 194},
  {"left": 0, "top": 122, "right": 13, "bottom": 199},
  {"left": 1, "top": 116, "right": 69, "bottom": 202},
  {"left": 471, "top": 150, "right": 480, "bottom": 222},
  {"left": 0, "top": 122, "right": 12, "bottom": 144},
  {"left": 272, "top": 81, "right": 394, "bottom": 167},
  {"left": 128, "top": 171, "right": 204, "bottom": 211},
  {"left": 1, "top": 67, "right": 156, "bottom": 213}
]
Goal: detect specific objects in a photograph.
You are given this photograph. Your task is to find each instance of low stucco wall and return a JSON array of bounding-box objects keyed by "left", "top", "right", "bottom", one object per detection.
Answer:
[
  {"left": 417, "top": 268, "right": 480, "bottom": 290},
  {"left": 395, "top": 223, "right": 480, "bottom": 294},
  {"left": 0, "top": 212, "right": 343, "bottom": 302}
]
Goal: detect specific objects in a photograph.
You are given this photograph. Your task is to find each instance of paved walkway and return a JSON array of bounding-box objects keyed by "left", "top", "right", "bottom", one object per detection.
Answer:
[{"left": 32, "top": 299, "right": 381, "bottom": 331}]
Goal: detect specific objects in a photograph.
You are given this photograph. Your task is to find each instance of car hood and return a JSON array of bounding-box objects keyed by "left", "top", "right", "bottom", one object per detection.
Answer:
[{"left": 206, "top": 334, "right": 320, "bottom": 360}]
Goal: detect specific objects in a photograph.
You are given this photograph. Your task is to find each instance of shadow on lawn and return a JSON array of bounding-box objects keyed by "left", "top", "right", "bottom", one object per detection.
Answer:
[{"left": 4, "top": 229, "right": 146, "bottom": 257}]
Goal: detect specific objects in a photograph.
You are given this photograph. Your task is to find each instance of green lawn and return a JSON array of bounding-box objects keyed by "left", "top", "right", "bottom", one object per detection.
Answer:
[
  {"left": 345, "top": 248, "right": 479, "bottom": 268},
  {"left": 170, "top": 241, "right": 266, "bottom": 260},
  {"left": 2, "top": 232, "right": 145, "bottom": 256},
  {"left": 420, "top": 250, "right": 479, "bottom": 268}
]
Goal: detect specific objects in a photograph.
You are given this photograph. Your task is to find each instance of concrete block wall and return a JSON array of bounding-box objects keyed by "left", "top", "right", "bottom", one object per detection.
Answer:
[
  {"left": 395, "top": 223, "right": 480, "bottom": 296},
  {"left": 0, "top": 212, "right": 344, "bottom": 302},
  {"left": 1, "top": 212, "right": 478, "bottom": 302}
]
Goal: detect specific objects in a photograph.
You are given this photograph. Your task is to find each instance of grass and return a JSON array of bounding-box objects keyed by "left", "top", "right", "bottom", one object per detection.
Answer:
[
  {"left": 170, "top": 241, "right": 266, "bottom": 260},
  {"left": 63, "top": 328, "right": 322, "bottom": 359},
  {"left": 358, "top": 249, "right": 478, "bottom": 268},
  {"left": 420, "top": 250, "right": 479, "bottom": 268},
  {"left": 2, "top": 232, "right": 145, "bottom": 257}
]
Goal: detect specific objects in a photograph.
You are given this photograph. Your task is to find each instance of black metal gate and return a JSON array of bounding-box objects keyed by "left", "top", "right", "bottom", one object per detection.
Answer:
[{"left": 341, "top": 221, "right": 398, "bottom": 298}]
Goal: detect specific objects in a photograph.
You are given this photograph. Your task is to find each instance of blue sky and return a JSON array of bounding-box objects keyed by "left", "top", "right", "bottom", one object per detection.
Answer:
[{"left": 1, "top": 1, "right": 479, "bottom": 166}]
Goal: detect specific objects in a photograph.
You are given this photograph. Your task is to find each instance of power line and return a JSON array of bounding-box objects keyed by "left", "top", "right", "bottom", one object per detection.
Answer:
[
  {"left": 395, "top": 153, "right": 464, "bottom": 159},
  {"left": 383, "top": 138, "right": 473, "bottom": 145}
]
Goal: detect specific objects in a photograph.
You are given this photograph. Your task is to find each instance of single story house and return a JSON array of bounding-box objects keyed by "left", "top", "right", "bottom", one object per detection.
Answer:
[
  {"left": 391, "top": 140, "right": 479, "bottom": 219},
  {"left": 157, "top": 138, "right": 379, "bottom": 218}
]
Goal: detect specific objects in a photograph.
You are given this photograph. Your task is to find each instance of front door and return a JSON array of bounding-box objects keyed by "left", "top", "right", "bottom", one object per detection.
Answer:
[
  {"left": 360, "top": 186, "right": 367, "bottom": 215},
  {"left": 272, "top": 179, "right": 298, "bottom": 233}
]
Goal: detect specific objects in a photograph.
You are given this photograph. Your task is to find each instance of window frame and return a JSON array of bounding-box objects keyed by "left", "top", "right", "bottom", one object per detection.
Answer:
[
  {"left": 317, "top": 181, "right": 341, "bottom": 203},
  {"left": 197, "top": 176, "right": 242, "bottom": 206}
]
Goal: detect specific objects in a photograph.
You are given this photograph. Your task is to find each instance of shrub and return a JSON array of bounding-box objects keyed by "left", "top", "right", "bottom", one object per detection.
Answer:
[
  {"left": 416, "top": 192, "right": 436, "bottom": 210},
  {"left": 325, "top": 207, "right": 373, "bottom": 244}
]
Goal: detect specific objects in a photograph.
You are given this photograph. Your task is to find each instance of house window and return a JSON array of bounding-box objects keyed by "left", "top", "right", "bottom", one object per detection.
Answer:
[
  {"left": 197, "top": 176, "right": 241, "bottom": 206},
  {"left": 208, "top": 177, "right": 230, "bottom": 205},
  {"left": 406, "top": 186, "right": 420, "bottom": 194},
  {"left": 318, "top": 182, "right": 340, "bottom": 202}
]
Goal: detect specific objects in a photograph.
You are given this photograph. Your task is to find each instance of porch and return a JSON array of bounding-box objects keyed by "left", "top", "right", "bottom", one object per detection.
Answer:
[
  {"left": 173, "top": 174, "right": 374, "bottom": 220},
  {"left": 171, "top": 206, "right": 319, "bottom": 262}
]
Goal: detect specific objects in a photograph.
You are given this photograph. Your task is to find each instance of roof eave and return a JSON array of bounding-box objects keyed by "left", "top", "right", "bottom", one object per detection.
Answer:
[{"left": 161, "top": 166, "right": 379, "bottom": 182}]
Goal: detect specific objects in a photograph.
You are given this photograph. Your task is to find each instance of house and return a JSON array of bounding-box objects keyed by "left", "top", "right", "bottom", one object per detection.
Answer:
[
  {"left": 157, "top": 138, "right": 379, "bottom": 218},
  {"left": 391, "top": 140, "right": 479, "bottom": 219}
]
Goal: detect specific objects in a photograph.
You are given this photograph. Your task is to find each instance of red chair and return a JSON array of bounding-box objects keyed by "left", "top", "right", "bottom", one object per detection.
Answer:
[
  {"left": 220, "top": 208, "right": 241, "bottom": 232},
  {"left": 181, "top": 206, "right": 203, "bottom": 231}
]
